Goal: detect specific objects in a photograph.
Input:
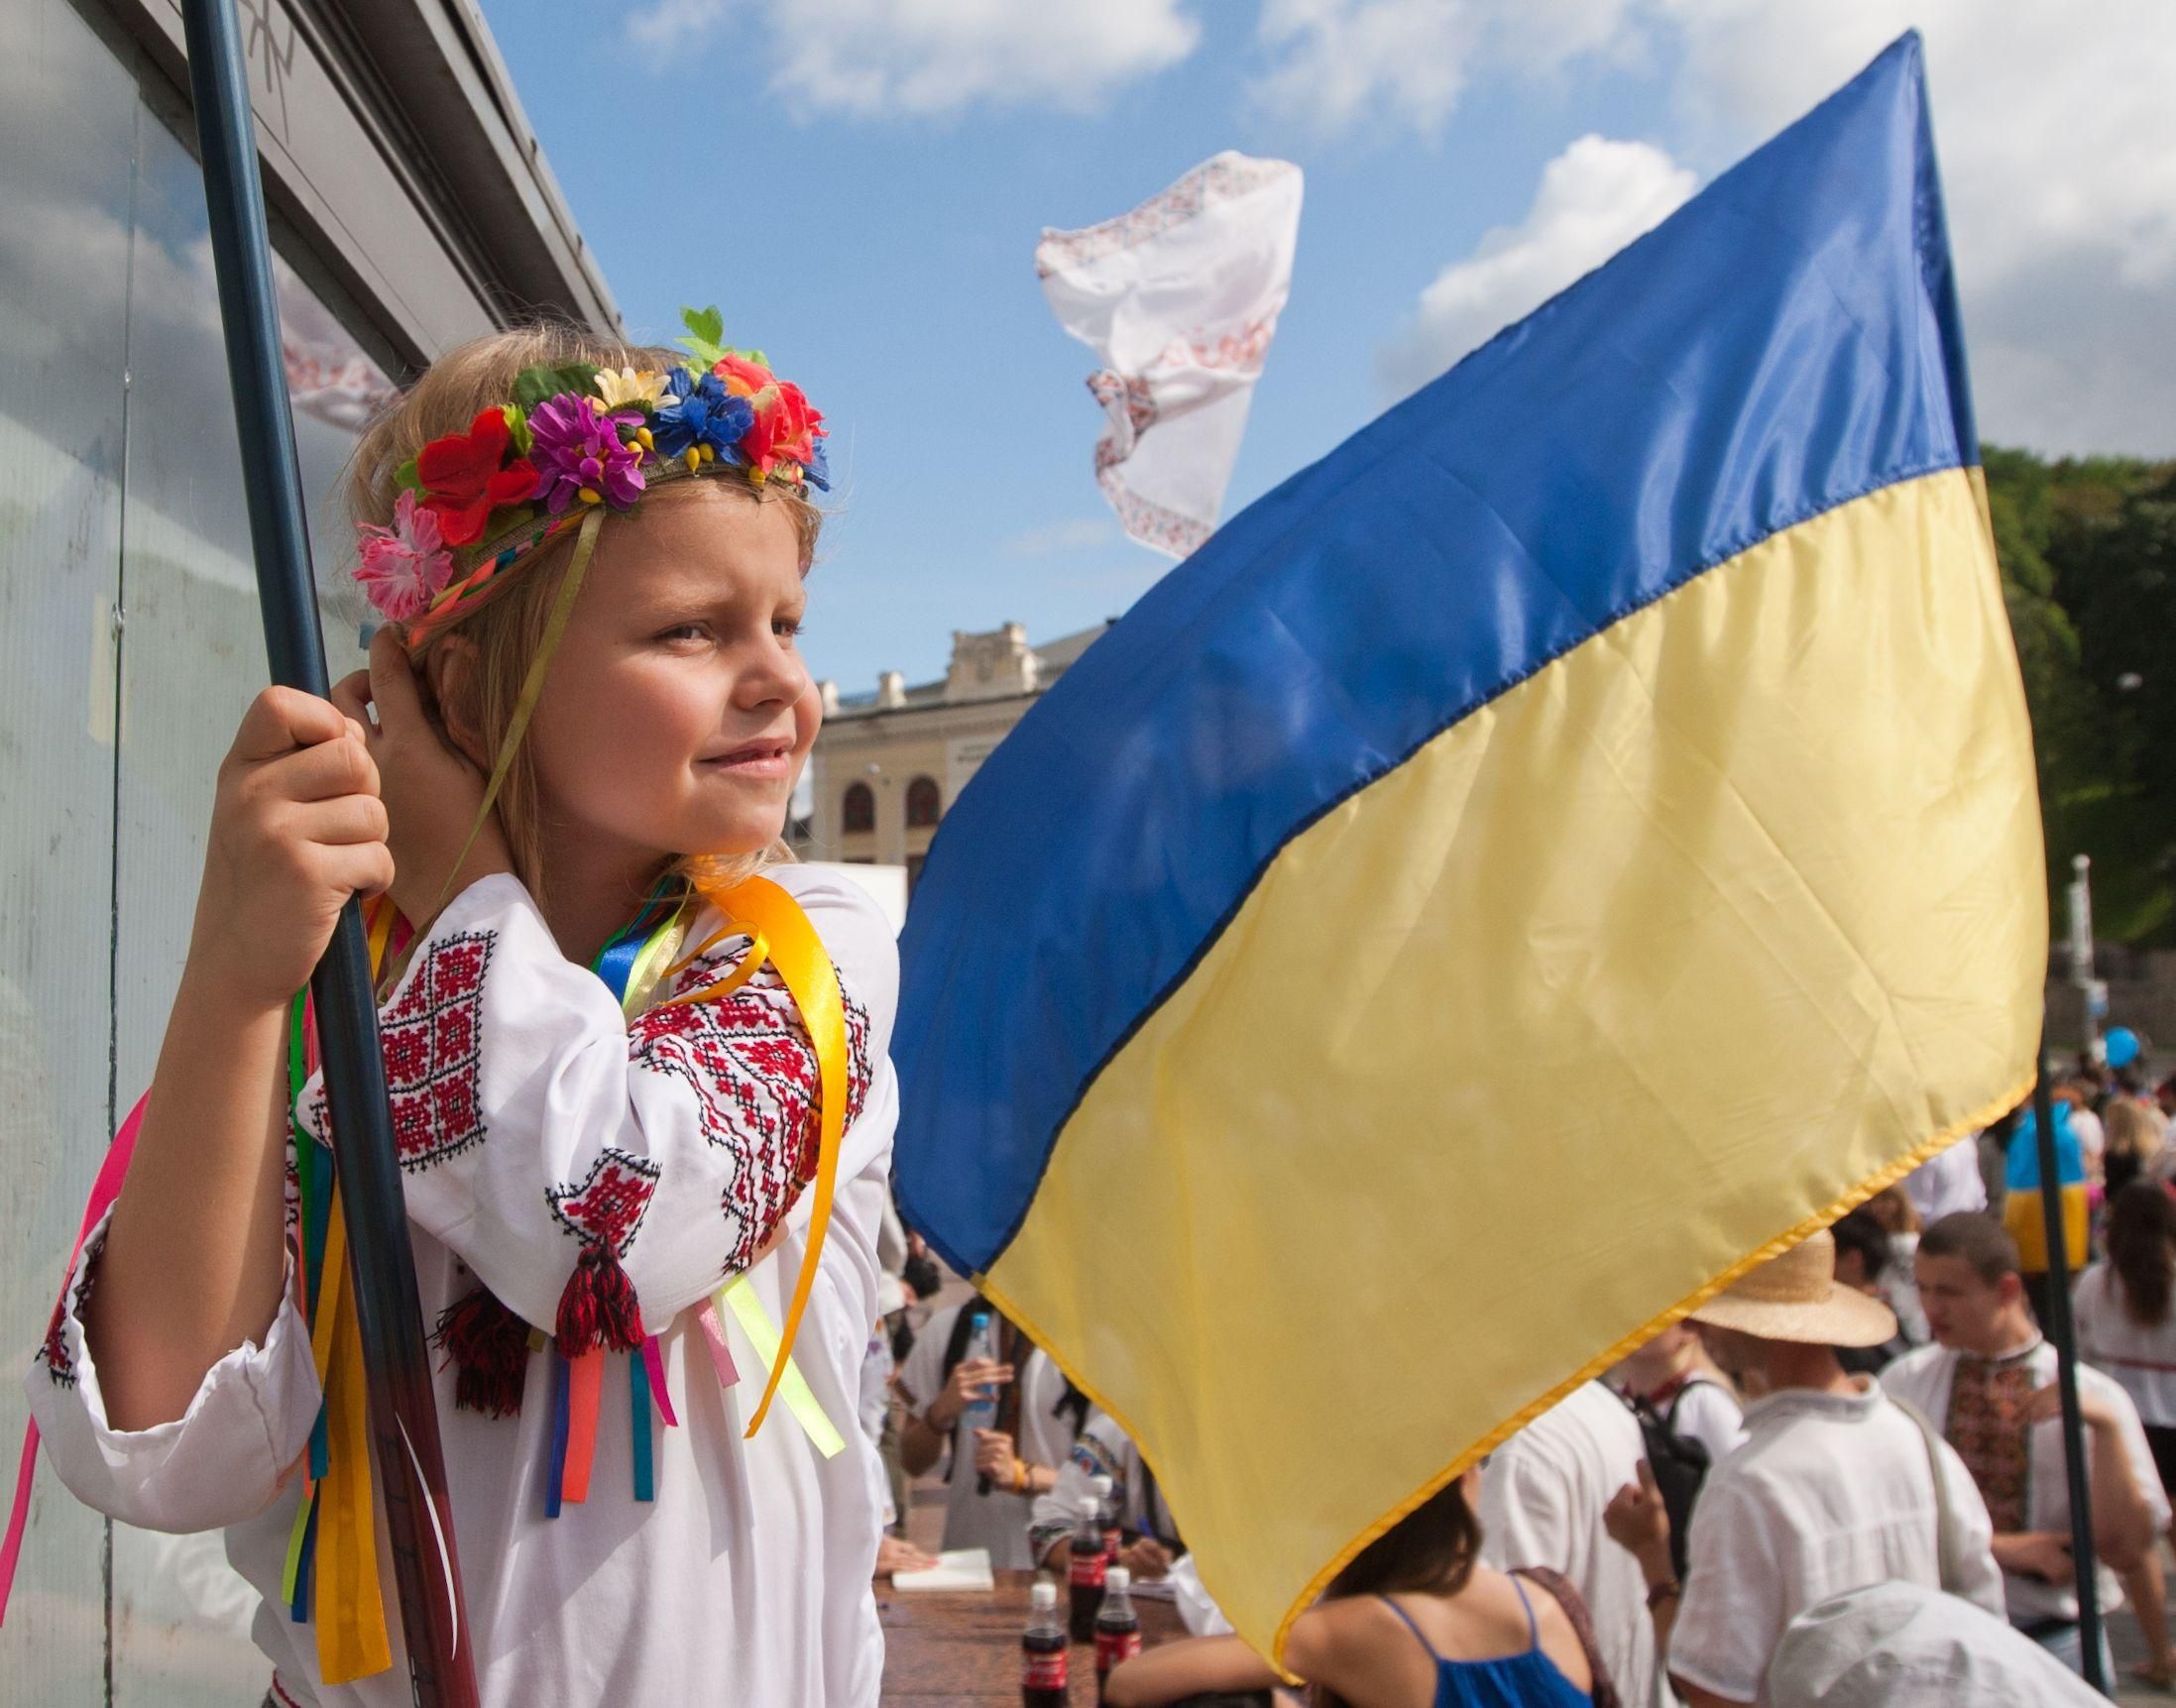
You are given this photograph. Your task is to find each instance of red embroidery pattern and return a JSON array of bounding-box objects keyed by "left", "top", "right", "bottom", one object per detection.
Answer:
[
  {"left": 1034, "top": 154, "right": 1298, "bottom": 279},
  {"left": 37, "top": 1231, "right": 103, "bottom": 1390},
  {"left": 375, "top": 930, "right": 495, "bottom": 1172},
  {"left": 629, "top": 939, "right": 873, "bottom": 1273},
  {"left": 547, "top": 1148, "right": 662, "bottom": 1257},
  {"left": 1945, "top": 1355, "right": 2035, "bottom": 1534}
]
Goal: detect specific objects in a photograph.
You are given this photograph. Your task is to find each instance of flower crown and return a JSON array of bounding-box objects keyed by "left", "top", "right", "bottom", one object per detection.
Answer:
[{"left": 356, "top": 307, "right": 828, "bottom": 635}]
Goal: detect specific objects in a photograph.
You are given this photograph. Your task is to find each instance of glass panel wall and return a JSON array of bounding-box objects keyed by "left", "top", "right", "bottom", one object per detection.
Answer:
[{"left": 0, "top": 2, "right": 390, "bottom": 1699}]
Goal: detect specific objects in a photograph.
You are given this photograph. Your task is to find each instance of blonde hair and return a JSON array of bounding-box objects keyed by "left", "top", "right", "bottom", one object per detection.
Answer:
[
  {"left": 2107, "top": 1096, "right": 2165, "bottom": 1171},
  {"left": 347, "top": 320, "right": 821, "bottom": 910}
]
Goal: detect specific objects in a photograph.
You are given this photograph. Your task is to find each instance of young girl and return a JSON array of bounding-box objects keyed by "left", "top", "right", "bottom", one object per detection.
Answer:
[
  {"left": 23, "top": 319, "right": 898, "bottom": 1704},
  {"left": 1102, "top": 1469, "right": 1611, "bottom": 1708},
  {"left": 2076, "top": 1180, "right": 2176, "bottom": 1687}
]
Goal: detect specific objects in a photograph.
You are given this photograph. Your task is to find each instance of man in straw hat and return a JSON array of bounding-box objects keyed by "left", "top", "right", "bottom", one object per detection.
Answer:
[{"left": 1605, "top": 1227, "right": 2002, "bottom": 1707}]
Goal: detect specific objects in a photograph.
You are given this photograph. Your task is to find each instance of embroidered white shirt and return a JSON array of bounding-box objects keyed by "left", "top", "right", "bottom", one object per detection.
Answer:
[
  {"left": 27, "top": 867, "right": 897, "bottom": 1707},
  {"left": 1883, "top": 1337, "right": 2172, "bottom": 1625},
  {"left": 2074, "top": 1261, "right": 2176, "bottom": 1429}
]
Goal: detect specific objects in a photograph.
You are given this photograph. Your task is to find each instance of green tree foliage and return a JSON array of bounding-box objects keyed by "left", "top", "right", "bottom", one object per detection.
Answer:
[{"left": 1984, "top": 446, "right": 2176, "bottom": 944}]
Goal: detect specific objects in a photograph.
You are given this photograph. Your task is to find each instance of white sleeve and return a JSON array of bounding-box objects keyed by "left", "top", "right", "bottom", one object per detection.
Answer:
[
  {"left": 1032, "top": 1413, "right": 1125, "bottom": 1564},
  {"left": 2098, "top": 1372, "right": 2175, "bottom": 1531},
  {"left": 1476, "top": 1432, "right": 1575, "bottom": 1572},
  {"left": 297, "top": 870, "right": 893, "bottom": 1345},
  {"left": 24, "top": 1208, "right": 321, "bottom": 1534},
  {"left": 1677, "top": 1382, "right": 1750, "bottom": 1463},
  {"left": 2073, "top": 1268, "right": 2107, "bottom": 1364},
  {"left": 1667, "top": 1474, "right": 1783, "bottom": 1703}
]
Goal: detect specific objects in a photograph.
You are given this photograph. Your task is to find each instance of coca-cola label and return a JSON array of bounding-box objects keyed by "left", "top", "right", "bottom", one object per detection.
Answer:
[
  {"left": 1096, "top": 1628, "right": 1142, "bottom": 1672},
  {"left": 1024, "top": 1651, "right": 1068, "bottom": 1688},
  {"left": 1070, "top": 1549, "right": 1107, "bottom": 1588},
  {"left": 1102, "top": 1527, "right": 1122, "bottom": 1559}
]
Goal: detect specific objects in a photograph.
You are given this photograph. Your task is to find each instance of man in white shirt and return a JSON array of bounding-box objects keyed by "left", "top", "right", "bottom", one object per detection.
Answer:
[
  {"left": 1901, "top": 1132, "right": 1988, "bottom": 1223},
  {"left": 1478, "top": 1380, "right": 1658, "bottom": 1707},
  {"left": 1884, "top": 1210, "right": 2167, "bottom": 1679},
  {"left": 1609, "top": 1228, "right": 2003, "bottom": 1707}
]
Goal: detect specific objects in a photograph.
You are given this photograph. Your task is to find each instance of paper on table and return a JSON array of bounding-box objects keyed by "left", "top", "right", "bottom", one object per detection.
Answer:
[{"left": 889, "top": 1548, "right": 996, "bottom": 1593}]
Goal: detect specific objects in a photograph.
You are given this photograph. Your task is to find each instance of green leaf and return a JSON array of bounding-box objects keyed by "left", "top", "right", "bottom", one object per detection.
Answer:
[
  {"left": 510, "top": 362, "right": 599, "bottom": 411},
  {"left": 500, "top": 402, "right": 533, "bottom": 455},
  {"left": 683, "top": 304, "right": 724, "bottom": 347},
  {"left": 675, "top": 335, "right": 727, "bottom": 369},
  {"left": 394, "top": 456, "right": 426, "bottom": 498}
]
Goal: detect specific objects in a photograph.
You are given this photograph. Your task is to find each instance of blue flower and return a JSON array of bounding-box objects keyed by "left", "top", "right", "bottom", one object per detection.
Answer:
[
  {"left": 650, "top": 368, "right": 754, "bottom": 470},
  {"left": 803, "top": 435, "right": 831, "bottom": 492}
]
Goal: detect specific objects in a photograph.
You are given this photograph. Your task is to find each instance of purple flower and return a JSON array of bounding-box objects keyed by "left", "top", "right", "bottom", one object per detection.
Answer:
[{"left": 525, "top": 394, "right": 646, "bottom": 514}]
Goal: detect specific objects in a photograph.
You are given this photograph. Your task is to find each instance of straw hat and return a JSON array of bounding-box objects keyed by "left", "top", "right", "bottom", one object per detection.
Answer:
[{"left": 1687, "top": 1229, "right": 1898, "bottom": 1348}]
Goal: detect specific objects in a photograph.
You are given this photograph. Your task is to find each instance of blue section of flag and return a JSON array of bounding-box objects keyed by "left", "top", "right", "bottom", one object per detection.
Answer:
[{"left": 892, "top": 33, "right": 1975, "bottom": 1275}]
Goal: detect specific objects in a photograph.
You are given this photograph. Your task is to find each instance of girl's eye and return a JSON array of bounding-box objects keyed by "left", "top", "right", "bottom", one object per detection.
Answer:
[
  {"left": 658, "top": 623, "right": 709, "bottom": 643},
  {"left": 774, "top": 617, "right": 805, "bottom": 641}
]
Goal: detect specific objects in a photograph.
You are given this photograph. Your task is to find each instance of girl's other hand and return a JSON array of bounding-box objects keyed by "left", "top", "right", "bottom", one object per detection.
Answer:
[
  {"left": 332, "top": 629, "right": 512, "bottom": 925},
  {"left": 927, "top": 1357, "right": 1013, "bottom": 1430},
  {"left": 187, "top": 686, "right": 393, "bottom": 1008}
]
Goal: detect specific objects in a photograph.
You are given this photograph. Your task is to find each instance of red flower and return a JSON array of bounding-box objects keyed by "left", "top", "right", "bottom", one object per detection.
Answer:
[
  {"left": 738, "top": 378, "right": 826, "bottom": 480},
  {"left": 416, "top": 408, "right": 539, "bottom": 545},
  {"left": 711, "top": 352, "right": 774, "bottom": 399}
]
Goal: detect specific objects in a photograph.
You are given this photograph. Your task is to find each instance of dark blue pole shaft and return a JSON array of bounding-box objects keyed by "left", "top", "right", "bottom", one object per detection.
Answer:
[
  {"left": 177, "top": 3, "right": 477, "bottom": 1702},
  {"left": 2031, "top": 1050, "right": 2107, "bottom": 1694}
]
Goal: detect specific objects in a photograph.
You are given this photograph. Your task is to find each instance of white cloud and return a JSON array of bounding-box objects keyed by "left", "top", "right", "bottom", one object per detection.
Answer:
[
  {"left": 1250, "top": 0, "right": 1636, "bottom": 134},
  {"left": 624, "top": 0, "right": 1200, "bottom": 117},
  {"left": 1647, "top": 0, "right": 2176, "bottom": 454},
  {"left": 1370, "top": 4, "right": 2176, "bottom": 452},
  {"left": 999, "top": 517, "right": 1119, "bottom": 558},
  {"left": 1378, "top": 134, "right": 1694, "bottom": 396}
]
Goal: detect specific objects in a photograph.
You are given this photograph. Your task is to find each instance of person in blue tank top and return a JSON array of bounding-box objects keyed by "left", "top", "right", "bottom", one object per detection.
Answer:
[{"left": 1102, "top": 1466, "right": 1613, "bottom": 1707}]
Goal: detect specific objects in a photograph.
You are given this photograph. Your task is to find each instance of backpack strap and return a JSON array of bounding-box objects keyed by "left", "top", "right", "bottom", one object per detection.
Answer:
[{"left": 1889, "top": 1393, "right": 1964, "bottom": 1593}]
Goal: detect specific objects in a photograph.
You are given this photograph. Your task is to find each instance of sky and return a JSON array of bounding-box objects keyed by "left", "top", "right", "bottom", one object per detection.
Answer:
[{"left": 476, "top": 0, "right": 2176, "bottom": 699}]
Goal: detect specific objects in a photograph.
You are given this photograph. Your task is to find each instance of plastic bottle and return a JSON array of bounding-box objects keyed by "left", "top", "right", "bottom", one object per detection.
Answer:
[
  {"left": 1021, "top": 1576, "right": 1068, "bottom": 1706},
  {"left": 961, "top": 1310, "right": 998, "bottom": 1493},
  {"left": 1094, "top": 1564, "right": 1142, "bottom": 1702},
  {"left": 1090, "top": 1471, "right": 1121, "bottom": 1562},
  {"left": 1068, "top": 1492, "right": 1107, "bottom": 1642}
]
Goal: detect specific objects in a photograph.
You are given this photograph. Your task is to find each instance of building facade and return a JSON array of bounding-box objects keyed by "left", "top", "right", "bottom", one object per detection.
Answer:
[
  {"left": 0, "top": 1, "right": 614, "bottom": 1700},
  {"left": 796, "top": 622, "right": 1109, "bottom": 886}
]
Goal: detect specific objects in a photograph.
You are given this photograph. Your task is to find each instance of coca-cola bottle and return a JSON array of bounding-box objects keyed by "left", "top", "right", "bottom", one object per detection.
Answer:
[
  {"left": 1094, "top": 1565, "right": 1142, "bottom": 1703},
  {"left": 1021, "top": 1576, "right": 1068, "bottom": 1707},
  {"left": 1091, "top": 1472, "right": 1121, "bottom": 1563},
  {"left": 1068, "top": 1492, "right": 1107, "bottom": 1642}
]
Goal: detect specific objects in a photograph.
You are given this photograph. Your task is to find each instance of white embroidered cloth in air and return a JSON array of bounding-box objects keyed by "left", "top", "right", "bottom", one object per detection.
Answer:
[{"left": 1036, "top": 152, "right": 1303, "bottom": 559}]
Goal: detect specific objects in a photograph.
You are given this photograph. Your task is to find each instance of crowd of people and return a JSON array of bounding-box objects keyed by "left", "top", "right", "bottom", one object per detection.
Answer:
[{"left": 873, "top": 1062, "right": 2176, "bottom": 1706}]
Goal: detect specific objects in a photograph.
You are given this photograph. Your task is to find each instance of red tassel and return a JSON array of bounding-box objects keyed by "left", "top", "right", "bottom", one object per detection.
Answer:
[
  {"left": 433, "top": 1286, "right": 533, "bottom": 1418},
  {"left": 554, "top": 1245, "right": 643, "bottom": 1358}
]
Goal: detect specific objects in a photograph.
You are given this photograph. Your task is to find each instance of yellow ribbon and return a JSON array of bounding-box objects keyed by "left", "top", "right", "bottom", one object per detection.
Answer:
[
  {"left": 717, "top": 1278, "right": 845, "bottom": 1457},
  {"left": 697, "top": 875, "right": 849, "bottom": 1439},
  {"left": 314, "top": 1186, "right": 392, "bottom": 1683},
  {"left": 427, "top": 503, "right": 605, "bottom": 920}
]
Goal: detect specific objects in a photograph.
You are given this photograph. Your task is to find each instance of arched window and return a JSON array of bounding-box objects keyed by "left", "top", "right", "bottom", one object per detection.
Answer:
[
  {"left": 842, "top": 782, "right": 874, "bottom": 835},
  {"left": 905, "top": 775, "right": 942, "bottom": 829}
]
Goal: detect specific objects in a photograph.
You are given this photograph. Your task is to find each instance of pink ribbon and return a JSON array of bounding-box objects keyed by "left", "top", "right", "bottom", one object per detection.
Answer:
[
  {"left": 640, "top": 1335, "right": 678, "bottom": 1428},
  {"left": 2, "top": 1095, "right": 147, "bottom": 1625},
  {"left": 695, "top": 1303, "right": 739, "bottom": 1391}
]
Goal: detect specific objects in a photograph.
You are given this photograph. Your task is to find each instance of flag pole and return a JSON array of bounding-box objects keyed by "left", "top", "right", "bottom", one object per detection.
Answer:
[
  {"left": 2030, "top": 1046, "right": 2107, "bottom": 1692},
  {"left": 177, "top": 2, "right": 478, "bottom": 1700}
]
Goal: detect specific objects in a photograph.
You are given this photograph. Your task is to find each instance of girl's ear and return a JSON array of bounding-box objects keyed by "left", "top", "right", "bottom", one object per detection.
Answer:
[{"left": 421, "top": 634, "right": 489, "bottom": 769}]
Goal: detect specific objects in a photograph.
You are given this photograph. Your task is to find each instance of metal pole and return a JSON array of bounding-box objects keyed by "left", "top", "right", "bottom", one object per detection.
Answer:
[
  {"left": 2069, "top": 854, "right": 2105, "bottom": 1066},
  {"left": 2030, "top": 1049, "right": 2107, "bottom": 1693},
  {"left": 177, "top": 3, "right": 478, "bottom": 1701}
]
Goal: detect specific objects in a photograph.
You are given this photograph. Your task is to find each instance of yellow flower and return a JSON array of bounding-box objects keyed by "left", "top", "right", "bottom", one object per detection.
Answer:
[{"left": 595, "top": 366, "right": 667, "bottom": 409}]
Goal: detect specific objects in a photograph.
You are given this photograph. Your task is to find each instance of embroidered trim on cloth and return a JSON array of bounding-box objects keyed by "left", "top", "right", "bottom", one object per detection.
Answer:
[
  {"left": 547, "top": 1150, "right": 662, "bottom": 1257},
  {"left": 375, "top": 930, "right": 495, "bottom": 1172},
  {"left": 35, "top": 1231, "right": 103, "bottom": 1390}
]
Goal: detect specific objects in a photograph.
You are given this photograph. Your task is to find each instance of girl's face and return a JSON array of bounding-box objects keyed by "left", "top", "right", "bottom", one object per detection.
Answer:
[{"left": 525, "top": 484, "right": 818, "bottom": 866}]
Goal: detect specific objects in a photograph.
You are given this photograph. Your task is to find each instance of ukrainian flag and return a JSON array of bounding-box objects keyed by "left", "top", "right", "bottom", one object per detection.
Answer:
[{"left": 893, "top": 33, "right": 2043, "bottom": 1661}]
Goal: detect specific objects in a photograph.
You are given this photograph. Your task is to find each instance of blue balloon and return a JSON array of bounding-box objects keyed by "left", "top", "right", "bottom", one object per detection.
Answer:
[{"left": 2107, "top": 1026, "right": 2141, "bottom": 1070}]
